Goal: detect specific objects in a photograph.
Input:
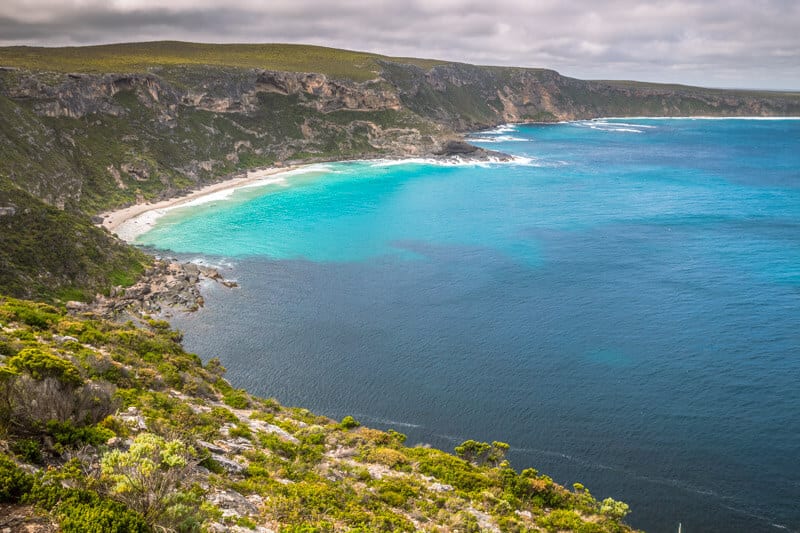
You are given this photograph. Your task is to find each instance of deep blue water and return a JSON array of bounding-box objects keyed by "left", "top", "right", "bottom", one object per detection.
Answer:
[{"left": 137, "top": 119, "right": 800, "bottom": 533}]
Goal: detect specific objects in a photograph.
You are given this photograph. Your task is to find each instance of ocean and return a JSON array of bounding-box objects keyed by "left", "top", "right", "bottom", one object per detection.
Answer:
[{"left": 136, "top": 118, "right": 800, "bottom": 532}]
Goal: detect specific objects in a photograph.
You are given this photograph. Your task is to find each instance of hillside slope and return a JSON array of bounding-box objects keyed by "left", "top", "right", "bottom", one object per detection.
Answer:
[{"left": 0, "top": 296, "right": 637, "bottom": 532}]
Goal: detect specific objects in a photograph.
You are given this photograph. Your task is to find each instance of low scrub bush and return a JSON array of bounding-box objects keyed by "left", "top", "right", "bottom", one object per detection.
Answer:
[
  {"left": 10, "top": 438, "right": 43, "bottom": 464},
  {"left": 0, "top": 453, "right": 33, "bottom": 502},
  {"left": 101, "top": 432, "right": 197, "bottom": 526}
]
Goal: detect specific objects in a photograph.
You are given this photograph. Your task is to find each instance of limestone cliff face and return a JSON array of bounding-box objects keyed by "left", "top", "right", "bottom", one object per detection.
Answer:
[
  {"left": 5, "top": 73, "right": 179, "bottom": 118},
  {"left": 3, "top": 69, "right": 402, "bottom": 120},
  {"left": 6, "top": 61, "right": 797, "bottom": 128},
  {"left": 178, "top": 70, "right": 403, "bottom": 115}
]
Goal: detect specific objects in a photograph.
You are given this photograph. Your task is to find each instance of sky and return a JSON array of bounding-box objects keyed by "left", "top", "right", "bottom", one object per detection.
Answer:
[{"left": 1, "top": 0, "right": 799, "bottom": 90}]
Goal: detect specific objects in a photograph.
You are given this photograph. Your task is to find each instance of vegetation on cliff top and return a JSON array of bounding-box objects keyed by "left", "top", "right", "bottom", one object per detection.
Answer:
[
  {"left": 0, "top": 296, "right": 637, "bottom": 532},
  {"left": 0, "top": 41, "right": 445, "bottom": 82}
]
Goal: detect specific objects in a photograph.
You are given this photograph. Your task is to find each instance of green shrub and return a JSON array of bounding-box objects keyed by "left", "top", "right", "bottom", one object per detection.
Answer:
[
  {"left": 46, "top": 420, "right": 114, "bottom": 447},
  {"left": 454, "top": 440, "right": 509, "bottom": 467},
  {"left": 8, "top": 347, "right": 83, "bottom": 385},
  {"left": 0, "top": 300, "right": 61, "bottom": 330},
  {"left": 146, "top": 319, "right": 171, "bottom": 331},
  {"left": 205, "top": 357, "right": 226, "bottom": 377},
  {"left": 101, "top": 433, "right": 196, "bottom": 526},
  {"left": 0, "top": 339, "right": 20, "bottom": 357},
  {"left": 363, "top": 447, "right": 408, "bottom": 469},
  {"left": 20, "top": 460, "right": 151, "bottom": 532},
  {"left": 539, "top": 509, "right": 583, "bottom": 532},
  {"left": 157, "top": 362, "right": 182, "bottom": 388},
  {"left": 258, "top": 432, "right": 298, "bottom": 459},
  {"left": 222, "top": 388, "right": 250, "bottom": 409},
  {"left": 236, "top": 515, "right": 257, "bottom": 529},
  {"left": 229, "top": 423, "right": 252, "bottom": 439},
  {"left": 299, "top": 430, "right": 326, "bottom": 447},
  {"left": 407, "top": 447, "right": 491, "bottom": 494},
  {"left": 210, "top": 406, "right": 239, "bottom": 424},
  {"left": 0, "top": 453, "right": 33, "bottom": 502},
  {"left": 600, "top": 497, "right": 630, "bottom": 519},
  {"left": 374, "top": 478, "right": 419, "bottom": 509},
  {"left": 11, "top": 438, "right": 43, "bottom": 464},
  {"left": 340, "top": 415, "right": 360, "bottom": 430},
  {"left": 386, "top": 429, "right": 407, "bottom": 445},
  {"left": 99, "top": 415, "right": 129, "bottom": 438},
  {"left": 58, "top": 500, "right": 150, "bottom": 533},
  {"left": 260, "top": 397, "right": 280, "bottom": 411}
]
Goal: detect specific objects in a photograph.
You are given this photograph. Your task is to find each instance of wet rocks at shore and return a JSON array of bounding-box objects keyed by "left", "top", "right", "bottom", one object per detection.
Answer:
[{"left": 434, "top": 140, "right": 511, "bottom": 161}]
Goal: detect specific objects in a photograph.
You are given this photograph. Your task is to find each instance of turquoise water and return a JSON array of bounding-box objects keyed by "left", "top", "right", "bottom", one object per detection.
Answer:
[{"left": 139, "top": 119, "right": 800, "bottom": 532}]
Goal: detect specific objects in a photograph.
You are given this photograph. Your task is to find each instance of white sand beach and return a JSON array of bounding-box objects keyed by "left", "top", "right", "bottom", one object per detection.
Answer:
[{"left": 99, "top": 165, "right": 302, "bottom": 242}]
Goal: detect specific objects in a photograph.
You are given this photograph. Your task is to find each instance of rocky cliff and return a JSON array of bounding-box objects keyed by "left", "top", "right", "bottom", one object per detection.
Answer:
[
  {"left": 381, "top": 61, "right": 800, "bottom": 129},
  {"left": 2, "top": 51, "right": 798, "bottom": 215},
  {"left": 0, "top": 65, "right": 455, "bottom": 215}
]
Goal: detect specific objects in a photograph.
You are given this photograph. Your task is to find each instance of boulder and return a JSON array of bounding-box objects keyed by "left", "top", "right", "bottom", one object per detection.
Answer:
[
  {"left": 53, "top": 335, "right": 79, "bottom": 344},
  {"left": 65, "top": 301, "right": 88, "bottom": 312},
  {"left": 435, "top": 140, "right": 479, "bottom": 155},
  {"left": 208, "top": 489, "right": 258, "bottom": 517},
  {"left": 211, "top": 454, "right": 246, "bottom": 474}
]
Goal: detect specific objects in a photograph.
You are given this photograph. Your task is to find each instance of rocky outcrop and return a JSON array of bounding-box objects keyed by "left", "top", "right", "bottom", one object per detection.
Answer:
[
  {"left": 255, "top": 70, "right": 401, "bottom": 113},
  {"left": 81, "top": 260, "right": 238, "bottom": 320}
]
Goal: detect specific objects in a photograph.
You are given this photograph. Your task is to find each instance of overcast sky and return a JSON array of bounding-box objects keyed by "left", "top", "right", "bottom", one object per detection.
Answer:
[{"left": 1, "top": 0, "right": 798, "bottom": 90}]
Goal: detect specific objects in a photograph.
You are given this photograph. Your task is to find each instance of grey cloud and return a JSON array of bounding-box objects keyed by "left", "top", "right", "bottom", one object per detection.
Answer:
[{"left": 0, "top": 0, "right": 798, "bottom": 89}]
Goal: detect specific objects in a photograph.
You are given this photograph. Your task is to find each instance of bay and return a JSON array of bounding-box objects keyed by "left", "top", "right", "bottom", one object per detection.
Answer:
[{"left": 138, "top": 118, "right": 800, "bottom": 533}]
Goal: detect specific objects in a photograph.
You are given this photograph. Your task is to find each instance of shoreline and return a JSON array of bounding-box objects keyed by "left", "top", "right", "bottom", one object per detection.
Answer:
[
  {"left": 99, "top": 153, "right": 517, "bottom": 243},
  {"left": 100, "top": 164, "right": 306, "bottom": 242}
]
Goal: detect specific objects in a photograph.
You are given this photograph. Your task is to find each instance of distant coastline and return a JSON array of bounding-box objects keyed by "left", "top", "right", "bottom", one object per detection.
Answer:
[{"left": 572, "top": 116, "right": 800, "bottom": 121}]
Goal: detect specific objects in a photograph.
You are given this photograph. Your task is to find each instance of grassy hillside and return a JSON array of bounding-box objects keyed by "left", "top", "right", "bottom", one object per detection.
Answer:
[
  {"left": 0, "top": 179, "right": 149, "bottom": 302},
  {"left": 0, "top": 41, "right": 445, "bottom": 82},
  {"left": 0, "top": 296, "right": 637, "bottom": 532}
]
